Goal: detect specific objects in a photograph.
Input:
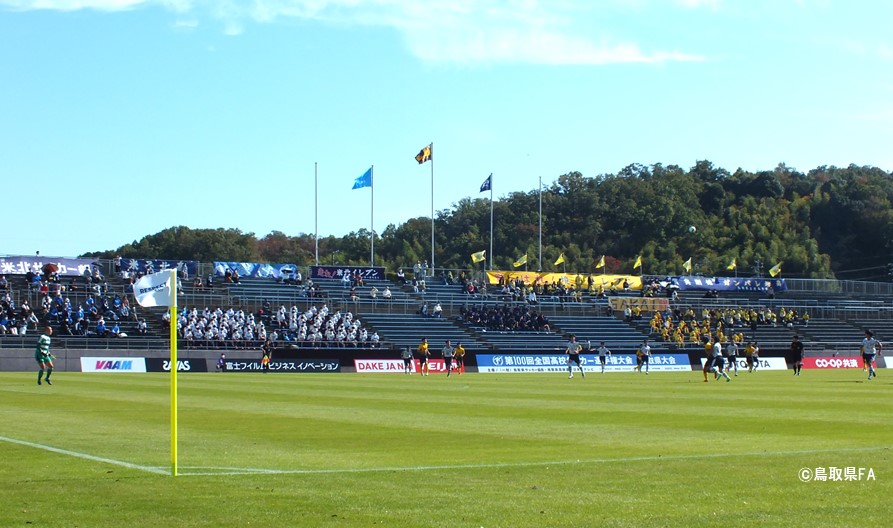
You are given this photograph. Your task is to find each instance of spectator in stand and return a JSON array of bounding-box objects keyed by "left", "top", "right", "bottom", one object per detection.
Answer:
[
  {"left": 382, "top": 286, "right": 392, "bottom": 300},
  {"left": 397, "top": 268, "right": 406, "bottom": 284},
  {"left": 114, "top": 255, "right": 122, "bottom": 275},
  {"left": 193, "top": 276, "right": 204, "bottom": 289},
  {"left": 432, "top": 302, "right": 443, "bottom": 318},
  {"left": 96, "top": 318, "right": 108, "bottom": 337},
  {"left": 0, "top": 275, "right": 7, "bottom": 291},
  {"left": 137, "top": 319, "right": 148, "bottom": 336},
  {"left": 369, "top": 286, "right": 379, "bottom": 299}
]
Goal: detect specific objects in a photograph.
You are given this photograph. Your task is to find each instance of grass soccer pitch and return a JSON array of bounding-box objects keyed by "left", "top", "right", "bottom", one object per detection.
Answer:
[{"left": 1, "top": 369, "right": 891, "bottom": 528}]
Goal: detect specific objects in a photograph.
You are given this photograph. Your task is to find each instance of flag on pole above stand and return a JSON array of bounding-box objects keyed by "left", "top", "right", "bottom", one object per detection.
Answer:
[
  {"left": 554, "top": 253, "right": 565, "bottom": 266},
  {"left": 769, "top": 262, "right": 782, "bottom": 277},
  {"left": 134, "top": 270, "right": 175, "bottom": 307},
  {"left": 727, "top": 258, "right": 737, "bottom": 271},
  {"left": 415, "top": 143, "right": 432, "bottom": 164},
  {"left": 480, "top": 174, "right": 492, "bottom": 193},
  {"left": 471, "top": 250, "right": 487, "bottom": 263},
  {"left": 595, "top": 255, "right": 606, "bottom": 269},
  {"left": 513, "top": 254, "right": 528, "bottom": 268},
  {"left": 683, "top": 258, "right": 692, "bottom": 273},
  {"left": 633, "top": 256, "right": 642, "bottom": 270},
  {"left": 352, "top": 167, "right": 372, "bottom": 189}
]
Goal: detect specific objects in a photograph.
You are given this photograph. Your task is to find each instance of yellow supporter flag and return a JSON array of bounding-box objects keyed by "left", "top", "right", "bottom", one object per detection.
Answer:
[
  {"left": 471, "top": 250, "right": 486, "bottom": 263},
  {"left": 414, "top": 143, "right": 432, "bottom": 164},
  {"left": 513, "top": 254, "right": 528, "bottom": 268},
  {"left": 682, "top": 258, "right": 692, "bottom": 272},
  {"left": 727, "top": 258, "right": 737, "bottom": 271},
  {"left": 554, "top": 253, "right": 565, "bottom": 266},
  {"left": 769, "top": 262, "right": 782, "bottom": 277},
  {"left": 633, "top": 256, "right": 642, "bottom": 270},
  {"left": 596, "top": 255, "right": 605, "bottom": 269}
]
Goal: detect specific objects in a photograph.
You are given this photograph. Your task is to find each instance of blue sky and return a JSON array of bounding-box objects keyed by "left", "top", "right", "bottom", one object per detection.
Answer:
[{"left": 2, "top": 0, "right": 891, "bottom": 258}]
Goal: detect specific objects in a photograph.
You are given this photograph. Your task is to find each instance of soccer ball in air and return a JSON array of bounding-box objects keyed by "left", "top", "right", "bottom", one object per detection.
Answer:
[{"left": 688, "top": 225, "right": 697, "bottom": 233}]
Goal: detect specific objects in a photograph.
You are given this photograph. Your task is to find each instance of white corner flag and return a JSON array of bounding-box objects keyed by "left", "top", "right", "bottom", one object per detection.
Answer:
[{"left": 134, "top": 269, "right": 175, "bottom": 307}]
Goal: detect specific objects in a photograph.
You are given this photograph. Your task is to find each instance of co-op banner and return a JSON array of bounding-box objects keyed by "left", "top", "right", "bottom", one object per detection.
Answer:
[
  {"left": 476, "top": 354, "right": 691, "bottom": 373},
  {"left": 1, "top": 256, "right": 96, "bottom": 277},
  {"left": 223, "top": 358, "right": 340, "bottom": 372},
  {"left": 310, "top": 266, "right": 386, "bottom": 281}
]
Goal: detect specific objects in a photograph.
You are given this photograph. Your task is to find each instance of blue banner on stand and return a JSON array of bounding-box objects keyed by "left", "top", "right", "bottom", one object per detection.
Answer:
[
  {"left": 213, "top": 262, "right": 299, "bottom": 279},
  {"left": 121, "top": 259, "right": 198, "bottom": 277},
  {"left": 670, "top": 276, "right": 786, "bottom": 293}
]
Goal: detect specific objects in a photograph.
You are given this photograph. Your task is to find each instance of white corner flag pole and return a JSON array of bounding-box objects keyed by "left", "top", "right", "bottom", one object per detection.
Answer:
[{"left": 170, "top": 270, "right": 179, "bottom": 476}]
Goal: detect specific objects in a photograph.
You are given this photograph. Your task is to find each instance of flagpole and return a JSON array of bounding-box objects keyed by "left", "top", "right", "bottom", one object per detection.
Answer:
[
  {"left": 370, "top": 165, "right": 375, "bottom": 267},
  {"left": 538, "top": 176, "right": 543, "bottom": 271},
  {"left": 430, "top": 142, "right": 435, "bottom": 274},
  {"left": 170, "top": 270, "right": 178, "bottom": 477},
  {"left": 314, "top": 162, "right": 319, "bottom": 266},
  {"left": 489, "top": 174, "right": 494, "bottom": 271}
]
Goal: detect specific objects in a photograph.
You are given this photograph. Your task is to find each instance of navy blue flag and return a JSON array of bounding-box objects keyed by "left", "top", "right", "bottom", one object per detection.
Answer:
[
  {"left": 352, "top": 167, "right": 372, "bottom": 189},
  {"left": 480, "top": 174, "right": 492, "bottom": 193}
]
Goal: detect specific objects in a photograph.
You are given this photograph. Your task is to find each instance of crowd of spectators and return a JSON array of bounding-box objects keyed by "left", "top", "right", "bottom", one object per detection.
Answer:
[
  {"left": 459, "top": 304, "right": 552, "bottom": 332},
  {"left": 649, "top": 306, "right": 810, "bottom": 346},
  {"left": 178, "top": 304, "right": 378, "bottom": 348}
]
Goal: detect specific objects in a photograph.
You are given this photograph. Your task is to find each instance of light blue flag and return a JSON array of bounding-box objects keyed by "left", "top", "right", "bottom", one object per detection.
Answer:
[{"left": 352, "top": 167, "right": 372, "bottom": 189}]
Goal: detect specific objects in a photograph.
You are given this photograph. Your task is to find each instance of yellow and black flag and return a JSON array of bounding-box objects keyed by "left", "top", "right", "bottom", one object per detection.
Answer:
[
  {"left": 513, "top": 255, "right": 528, "bottom": 268},
  {"left": 415, "top": 143, "right": 432, "bottom": 164}
]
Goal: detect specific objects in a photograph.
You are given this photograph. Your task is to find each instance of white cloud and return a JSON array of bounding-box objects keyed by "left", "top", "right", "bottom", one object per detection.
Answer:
[
  {"left": 0, "top": 0, "right": 706, "bottom": 64},
  {"left": 0, "top": 0, "right": 146, "bottom": 10}
]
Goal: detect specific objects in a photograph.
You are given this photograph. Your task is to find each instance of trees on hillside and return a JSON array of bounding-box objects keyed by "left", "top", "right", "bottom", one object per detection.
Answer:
[{"left": 84, "top": 162, "right": 892, "bottom": 280}]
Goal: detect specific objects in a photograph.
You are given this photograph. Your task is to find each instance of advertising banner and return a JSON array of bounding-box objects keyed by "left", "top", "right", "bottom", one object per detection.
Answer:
[
  {"left": 310, "top": 266, "right": 386, "bottom": 281},
  {"left": 354, "top": 359, "right": 416, "bottom": 373},
  {"left": 223, "top": 359, "right": 340, "bottom": 372},
  {"left": 1, "top": 256, "right": 96, "bottom": 277},
  {"left": 476, "top": 354, "right": 691, "bottom": 373},
  {"left": 801, "top": 357, "right": 866, "bottom": 369},
  {"left": 81, "top": 357, "right": 147, "bottom": 373},
  {"left": 145, "top": 358, "right": 209, "bottom": 372},
  {"left": 701, "top": 357, "right": 788, "bottom": 371}
]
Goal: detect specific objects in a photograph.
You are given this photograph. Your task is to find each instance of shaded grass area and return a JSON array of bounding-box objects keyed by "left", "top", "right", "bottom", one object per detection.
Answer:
[{"left": 1, "top": 370, "right": 891, "bottom": 527}]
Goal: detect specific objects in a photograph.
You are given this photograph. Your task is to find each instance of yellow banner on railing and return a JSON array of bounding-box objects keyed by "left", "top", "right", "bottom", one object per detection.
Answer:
[{"left": 485, "top": 271, "right": 643, "bottom": 290}]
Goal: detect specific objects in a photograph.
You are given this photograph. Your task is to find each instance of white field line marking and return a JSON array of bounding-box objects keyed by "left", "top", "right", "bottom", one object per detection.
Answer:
[
  {"left": 0, "top": 435, "right": 168, "bottom": 475},
  {"left": 176, "top": 445, "right": 891, "bottom": 476}
]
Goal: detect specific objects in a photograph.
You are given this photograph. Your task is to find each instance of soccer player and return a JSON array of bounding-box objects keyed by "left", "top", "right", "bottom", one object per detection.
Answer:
[
  {"left": 565, "top": 335, "right": 585, "bottom": 379},
  {"left": 637, "top": 339, "right": 652, "bottom": 374},
  {"left": 401, "top": 346, "right": 414, "bottom": 374},
  {"left": 713, "top": 339, "right": 732, "bottom": 382},
  {"left": 861, "top": 330, "right": 882, "bottom": 380},
  {"left": 751, "top": 341, "right": 760, "bottom": 372},
  {"left": 726, "top": 340, "right": 739, "bottom": 376},
  {"left": 702, "top": 336, "right": 714, "bottom": 382},
  {"left": 596, "top": 341, "right": 611, "bottom": 373},
  {"left": 261, "top": 339, "right": 272, "bottom": 373},
  {"left": 790, "top": 335, "right": 805, "bottom": 376},
  {"left": 417, "top": 337, "right": 431, "bottom": 377},
  {"left": 442, "top": 340, "right": 454, "bottom": 377},
  {"left": 35, "top": 325, "right": 54, "bottom": 385},
  {"left": 454, "top": 342, "right": 466, "bottom": 374}
]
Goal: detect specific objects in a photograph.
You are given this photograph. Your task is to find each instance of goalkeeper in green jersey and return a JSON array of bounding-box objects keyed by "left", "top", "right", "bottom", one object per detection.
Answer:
[{"left": 35, "top": 326, "right": 55, "bottom": 386}]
